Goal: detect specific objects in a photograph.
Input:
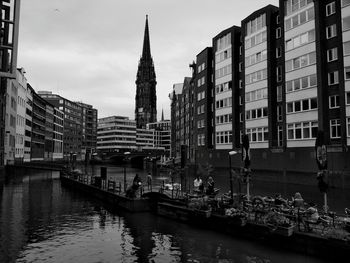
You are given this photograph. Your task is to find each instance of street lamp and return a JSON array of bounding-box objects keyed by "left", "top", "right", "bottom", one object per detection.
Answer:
[
  {"left": 228, "top": 151, "right": 237, "bottom": 202},
  {"left": 123, "top": 151, "right": 131, "bottom": 192}
]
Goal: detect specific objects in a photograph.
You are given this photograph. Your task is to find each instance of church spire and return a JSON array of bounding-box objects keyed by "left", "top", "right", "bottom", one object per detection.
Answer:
[
  {"left": 142, "top": 14, "right": 151, "bottom": 61},
  {"left": 161, "top": 108, "right": 164, "bottom": 121},
  {"left": 135, "top": 15, "right": 157, "bottom": 129}
]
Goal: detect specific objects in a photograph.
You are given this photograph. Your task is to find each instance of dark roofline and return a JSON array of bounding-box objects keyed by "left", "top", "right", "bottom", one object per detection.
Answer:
[
  {"left": 213, "top": 25, "right": 241, "bottom": 42},
  {"left": 196, "top": 47, "right": 213, "bottom": 58},
  {"left": 242, "top": 4, "right": 279, "bottom": 24}
]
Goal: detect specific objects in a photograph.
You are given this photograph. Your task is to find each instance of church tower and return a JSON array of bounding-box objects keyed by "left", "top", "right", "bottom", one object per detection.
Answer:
[{"left": 135, "top": 15, "right": 157, "bottom": 129}]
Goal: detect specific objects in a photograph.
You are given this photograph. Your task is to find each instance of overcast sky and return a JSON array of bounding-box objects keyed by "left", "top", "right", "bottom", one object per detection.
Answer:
[{"left": 18, "top": 0, "right": 279, "bottom": 120}]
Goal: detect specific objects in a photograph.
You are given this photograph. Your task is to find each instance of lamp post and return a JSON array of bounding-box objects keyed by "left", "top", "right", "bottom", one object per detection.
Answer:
[
  {"left": 228, "top": 151, "right": 237, "bottom": 202},
  {"left": 123, "top": 151, "right": 131, "bottom": 192}
]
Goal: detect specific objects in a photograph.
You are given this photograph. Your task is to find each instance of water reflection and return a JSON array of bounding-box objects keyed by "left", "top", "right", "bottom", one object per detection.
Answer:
[{"left": 0, "top": 167, "right": 328, "bottom": 262}]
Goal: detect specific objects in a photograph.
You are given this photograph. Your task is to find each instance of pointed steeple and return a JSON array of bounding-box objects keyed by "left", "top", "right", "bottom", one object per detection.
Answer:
[
  {"left": 161, "top": 108, "right": 164, "bottom": 121},
  {"left": 142, "top": 15, "right": 151, "bottom": 61},
  {"left": 135, "top": 15, "right": 157, "bottom": 129}
]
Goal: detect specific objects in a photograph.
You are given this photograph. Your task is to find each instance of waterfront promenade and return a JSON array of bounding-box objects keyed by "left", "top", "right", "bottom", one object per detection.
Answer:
[{"left": 0, "top": 167, "right": 330, "bottom": 262}]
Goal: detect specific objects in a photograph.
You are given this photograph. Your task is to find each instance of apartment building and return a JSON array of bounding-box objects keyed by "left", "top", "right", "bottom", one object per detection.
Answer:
[
  {"left": 77, "top": 102, "right": 98, "bottom": 160},
  {"left": 24, "top": 84, "right": 33, "bottom": 162},
  {"left": 39, "top": 92, "right": 83, "bottom": 160},
  {"left": 15, "top": 68, "right": 27, "bottom": 162},
  {"left": 170, "top": 83, "right": 185, "bottom": 159},
  {"left": 31, "top": 90, "right": 46, "bottom": 161},
  {"left": 170, "top": 0, "right": 350, "bottom": 172},
  {"left": 192, "top": 47, "right": 214, "bottom": 164},
  {"left": 4, "top": 78, "right": 17, "bottom": 164},
  {"left": 53, "top": 108, "right": 64, "bottom": 160}
]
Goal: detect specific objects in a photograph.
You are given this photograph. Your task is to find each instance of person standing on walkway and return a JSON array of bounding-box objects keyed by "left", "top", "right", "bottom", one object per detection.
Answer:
[{"left": 147, "top": 172, "right": 152, "bottom": 191}]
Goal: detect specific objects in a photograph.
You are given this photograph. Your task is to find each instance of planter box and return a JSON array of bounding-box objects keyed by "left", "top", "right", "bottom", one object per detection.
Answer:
[
  {"left": 227, "top": 215, "right": 247, "bottom": 227},
  {"left": 273, "top": 225, "right": 294, "bottom": 237},
  {"left": 193, "top": 209, "right": 211, "bottom": 218}
]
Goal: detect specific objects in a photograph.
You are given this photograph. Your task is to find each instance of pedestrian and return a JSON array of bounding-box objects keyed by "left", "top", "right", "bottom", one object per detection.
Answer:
[
  {"left": 206, "top": 176, "right": 215, "bottom": 196},
  {"left": 292, "top": 192, "right": 304, "bottom": 208},
  {"left": 193, "top": 176, "right": 203, "bottom": 193},
  {"left": 132, "top": 174, "right": 142, "bottom": 190},
  {"left": 147, "top": 172, "right": 152, "bottom": 191}
]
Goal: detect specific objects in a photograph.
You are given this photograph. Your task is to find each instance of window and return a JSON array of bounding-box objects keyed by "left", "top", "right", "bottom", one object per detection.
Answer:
[
  {"left": 330, "top": 119, "right": 341, "bottom": 138},
  {"left": 328, "top": 71, "right": 339, "bottom": 85},
  {"left": 345, "top": 67, "right": 350, "bottom": 80},
  {"left": 343, "top": 16, "right": 350, "bottom": 31},
  {"left": 276, "top": 66, "right": 282, "bottom": 82},
  {"left": 326, "top": 24, "right": 337, "bottom": 39},
  {"left": 327, "top": 48, "right": 338, "bottom": 62},
  {"left": 278, "top": 126, "right": 283, "bottom": 147},
  {"left": 287, "top": 121, "right": 318, "bottom": 140},
  {"left": 285, "top": 52, "right": 316, "bottom": 72},
  {"left": 276, "top": 27, "right": 281, "bottom": 38},
  {"left": 277, "top": 106, "right": 283, "bottom": 121},
  {"left": 329, "top": 95, "right": 340, "bottom": 108},
  {"left": 344, "top": 41, "right": 350, "bottom": 55},
  {"left": 276, "top": 46, "right": 282, "bottom": 58},
  {"left": 347, "top": 92, "right": 350, "bottom": 105},
  {"left": 276, "top": 15, "right": 280, "bottom": 24},
  {"left": 277, "top": 86, "right": 283, "bottom": 102},
  {"left": 342, "top": 0, "right": 350, "bottom": 7},
  {"left": 326, "top": 2, "right": 336, "bottom": 16}
]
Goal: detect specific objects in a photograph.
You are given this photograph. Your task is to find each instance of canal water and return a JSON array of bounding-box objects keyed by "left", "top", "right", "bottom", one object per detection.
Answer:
[{"left": 0, "top": 166, "right": 342, "bottom": 262}]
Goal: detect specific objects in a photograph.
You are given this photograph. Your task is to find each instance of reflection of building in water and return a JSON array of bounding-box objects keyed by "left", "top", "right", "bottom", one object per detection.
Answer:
[
  {"left": 0, "top": 174, "right": 29, "bottom": 262},
  {"left": 122, "top": 212, "right": 156, "bottom": 262}
]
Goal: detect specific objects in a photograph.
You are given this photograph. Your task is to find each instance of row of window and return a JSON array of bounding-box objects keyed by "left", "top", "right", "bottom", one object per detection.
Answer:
[
  {"left": 285, "top": 7, "right": 314, "bottom": 32},
  {"left": 246, "top": 127, "right": 268, "bottom": 143},
  {"left": 216, "top": 48, "right": 231, "bottom": 63},
  {"left": 197, "top": 104, "right": 205, "bottom": 114},
  {"left": 215, "top": 82, "right": 231, "bottom": 94},
  {"left": 245, "top": 68, "right": 267, "bottom": 85},
  {"left": 197, "top": 62, "right": 206, "bottom": 73},
  {"left": 197, "top": 134, "right": 206, "bottom": 146},
  {"left": 245, "top": 30, "right": 267, "bottom": 50},
  {"left": 216, "top": 33, "right": 231, "bottom": 52},
  {"left": 285, "top": 0, "right": 313, "bottom": 17},
  {"left": 286, "top": 74, "right": 317, "bottom": 93},
  {"left": 287, "top": 121, "right": 318, "bottom": 140},
  {"left": 197, "top": 76, "right": 205, "bottom": 87},
  {"left": 245, "top": 49, "right": 267, "bottom": 67},
  {"left": 246, "top": 13, "right": 266, "bottom": 36},
  {"left": 215, "top": 64, "right": 232, "bottom": 79},
  {"left": 285, "top": 29, "right": 315, "bottom": 52},
  {"left": 245, "top": 107, "right": 268, "bottom": 120},
  {"left": 286, "top": 97, "right": 317, "bottom": 113},
  {"left": 216, "top": 113, "right": 232, "bottom": 125},
  {"left": 216, "top": 131, "right": 232, "bottom": 144},
  {"left": 245, "top": 87, "right": 268, "bottom": 103},
  {"left": 285, "top": 52, "right": 316, "bottom": 72},
  {"left": 215, "top": 97, "right": 232, "bottom": 109},
  {"left": 197, "top": 119, "right": 205, "bottom": 128},
  {"left": 197, "top": 91, "right": 205, "bottom": 101}
]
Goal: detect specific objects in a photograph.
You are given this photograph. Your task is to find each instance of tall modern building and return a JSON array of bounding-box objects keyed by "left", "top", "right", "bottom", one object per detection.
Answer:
[
  {"left": 0, "top": 0, "right": 21, "bottom": 167},
  {"left": 135, "top": 15, "right": 157, "bottom": 129}
]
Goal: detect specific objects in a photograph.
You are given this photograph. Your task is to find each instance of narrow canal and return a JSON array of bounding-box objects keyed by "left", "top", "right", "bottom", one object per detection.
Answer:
[{"left": 0, "top": 166, "right": 344, "bottom": 262}]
